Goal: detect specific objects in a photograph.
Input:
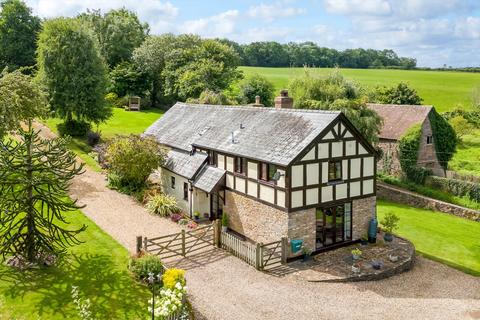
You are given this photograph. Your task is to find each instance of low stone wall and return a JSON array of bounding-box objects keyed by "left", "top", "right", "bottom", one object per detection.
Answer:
[{"left": 377, "top": 182, "right": 480, "bottom": 221}]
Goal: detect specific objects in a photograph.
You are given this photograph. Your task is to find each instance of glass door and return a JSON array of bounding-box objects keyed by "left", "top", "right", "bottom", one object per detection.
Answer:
[{"left": 316, "top": 203, "right": 352, "bottom": 249}]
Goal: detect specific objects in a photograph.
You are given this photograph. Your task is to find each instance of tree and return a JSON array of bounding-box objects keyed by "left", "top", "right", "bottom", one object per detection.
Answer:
[
  {"left": 37, "top": 18, "right": 110, "bottom": 125},
  {"left": 0, "top": 70, "right": 47, "bottom": 137},
  {"left": 238, "top": 74, "right": 275, "bottom": 106},
  {"left": 372, "top": 82, "right": 423, "bottom": 105},
  {"left": 288, "top": 70, "right": 382, "bottom": 144},
  {"left": 132, "top": 34, "right": 175, "bottom": 107},
  {"left": 79, "top": 8, "right": 149, "bottom": 68},
  {"left": 449, "top": 115, "right": 475, "bottom": 141},
  {"left": 0, "top": 0, "right": 41, "bottom": 71},
  {"left": 0, "top": 128, "right": 85, "bottom": 264},
  {"left": 109, "top": 61, "right": 150, "bottom": 97}
]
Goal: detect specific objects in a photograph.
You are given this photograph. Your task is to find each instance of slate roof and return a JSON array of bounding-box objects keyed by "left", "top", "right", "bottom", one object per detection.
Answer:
[
  {"left": 193, "top": 165, "right": 226, "bottom": 193},
  {"left": 164, "top": 149, "right": 207, "bottom": 179},
  {"left": 367, "top": 103, "right": 433, "bottom": 141},
  {"left": 144, "top": 102, "right": 341, "bottom": 166}
]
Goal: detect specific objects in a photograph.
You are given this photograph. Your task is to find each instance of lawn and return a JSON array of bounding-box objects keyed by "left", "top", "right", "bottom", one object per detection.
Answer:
[
  {"left": 240, "top": 66, "right": 480, "bottom": 113},
  {"left": 0, "top": 209, "right": 150, "bottom": 319},
  {"left": 43, "top": 108, "right": 164, "bottom": 171},
  {"left": 449, "top": 129, "right": 480, "bottom": 176},
  {"left": 377, "top": 200, "right": 480, "bottom": 276}
]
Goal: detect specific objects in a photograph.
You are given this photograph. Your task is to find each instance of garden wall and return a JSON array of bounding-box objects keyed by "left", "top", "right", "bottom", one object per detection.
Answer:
[{"left": 377, "top": 182, "right": 480, "bottom": 221}]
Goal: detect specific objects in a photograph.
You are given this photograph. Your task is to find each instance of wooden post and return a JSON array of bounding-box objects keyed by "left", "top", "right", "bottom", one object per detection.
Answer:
[
  {"left": 214, "top": 219, "right": 221, "bottom": 248},
  {"left": 255, "top": 242, "right": 262, "bottom": 270},
  {"left": 181, "top": 229, "right": 186, "bottom": 257},
  {"left": 281, "top": 237, "right": 288, "bottom": 264},
  {"left": 136, "top": 236, "right": 142, "bottom": 255},
  {"left": 143, "top": 237, "right": 148, "bottom": 253}
]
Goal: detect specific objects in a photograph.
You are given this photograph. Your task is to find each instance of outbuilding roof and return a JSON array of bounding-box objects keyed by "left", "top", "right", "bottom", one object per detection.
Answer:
[
  {"left": 193, "top": 165, "right": 226, "bottom": 193},
  {"left": 367, "top": 103, "right": 433, "bottom": 141},
  {"left": 164, "top": 149, "right": 207, "bottom": 179},
  {"left": 145, "top": 102, "right": 341, "bottom": 166}
]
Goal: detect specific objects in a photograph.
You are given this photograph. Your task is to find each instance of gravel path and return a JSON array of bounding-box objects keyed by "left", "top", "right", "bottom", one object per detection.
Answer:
[{"left": 35, "top": 122, "right": 480, "bottom": 320}]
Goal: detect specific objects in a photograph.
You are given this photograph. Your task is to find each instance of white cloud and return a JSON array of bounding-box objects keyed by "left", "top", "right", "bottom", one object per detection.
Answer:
[
  {"left": 324, "top": 0, "right": 391, "bottom": 16},
  {"left": 247, "top": 2, "right": 305, "bottom": 22},
  {"left": 239, "top": 26, "right": 293, "bottom": 42},
  {"left": 179, "top": 10, "right": 239, "bottom": 38}
]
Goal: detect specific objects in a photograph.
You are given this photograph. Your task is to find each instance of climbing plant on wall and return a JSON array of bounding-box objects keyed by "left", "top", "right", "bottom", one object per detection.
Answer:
[
  {"left": 428, "top": 110, "right": 457, "bottom": 170},
  {"left": 398, "top": 124, "right": 431, "bottom": 183}
]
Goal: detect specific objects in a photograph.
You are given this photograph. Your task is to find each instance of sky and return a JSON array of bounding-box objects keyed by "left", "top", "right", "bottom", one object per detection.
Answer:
[{"left": 24, "top": 0, "right": 480, "bottom": 67}]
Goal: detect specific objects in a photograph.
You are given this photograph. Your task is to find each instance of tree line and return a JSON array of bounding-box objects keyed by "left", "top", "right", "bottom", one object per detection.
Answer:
[{"left": 217, "top": 39, "right": 417, "bottom": 69}]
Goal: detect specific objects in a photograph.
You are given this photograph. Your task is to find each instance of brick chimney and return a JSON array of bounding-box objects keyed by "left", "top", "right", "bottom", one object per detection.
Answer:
[{"left": 274, "top": 89, "right": 293, "bottom": 109}]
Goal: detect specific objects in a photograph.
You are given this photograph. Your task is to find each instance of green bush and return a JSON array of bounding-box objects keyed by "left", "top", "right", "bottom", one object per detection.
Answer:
[
  {"left": 146, "top": 194, "right": 180, "bottom": 217},
  {"left": 106, "top": 135, "right": 166, "bottom": 190},
  {"left": 426, "top": 176, "right": 480, "bottom": 203},
  {"left": 398, "top": 124, "right": 432, "bottom": 183},
  {"left": 57, "top": 120, "right": 91, "bottom": 137},
  {"left": 129, "top": 254, "right": 164, "bottom": 281},
  {"left": 238, "top": 73, "right": 275, "bottom": 107},
  {"left": 428, "top": 110, "right": 457, "bottom": 170}
]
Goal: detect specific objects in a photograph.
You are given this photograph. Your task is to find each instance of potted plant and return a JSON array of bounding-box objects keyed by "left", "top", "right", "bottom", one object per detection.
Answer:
[
  {"left": 221, "top": 213, "right": 228, "bottom": 232},
  {"left": 193, "top": 211, "right": 200, "bottom": 221},
  {"left": 381, "top": 212, "right": 400, "bottom": 242},
  {"left": 360, "top": 235, "right": 369, "bottom": 246},
  {"left": 351, "top": 248, "right": 362, "bottom": 260},
  {"left": 352, "top": 263, "right": 361, "bottom": 273},
  {"left": 302, "top": 246, "right": 312, "bottom": 262}
]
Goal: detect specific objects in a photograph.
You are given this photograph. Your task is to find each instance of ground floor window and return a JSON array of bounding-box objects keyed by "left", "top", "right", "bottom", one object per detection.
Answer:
[
  {"left": 183, "top": 182, "right": 188, "bottom": 200},
  {"left": 316, "top": 203, "right": 352, "bottom": 249}
]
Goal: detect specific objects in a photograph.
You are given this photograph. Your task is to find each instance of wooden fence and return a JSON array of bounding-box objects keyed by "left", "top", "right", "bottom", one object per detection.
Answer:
[{"left": 138, "top": 220, "right": 287, "bottom": 270}]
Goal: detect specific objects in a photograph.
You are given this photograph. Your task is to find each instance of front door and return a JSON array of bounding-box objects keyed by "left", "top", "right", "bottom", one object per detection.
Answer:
[{"left": 316, "top": 203, "right": 352, "bottom": 249}]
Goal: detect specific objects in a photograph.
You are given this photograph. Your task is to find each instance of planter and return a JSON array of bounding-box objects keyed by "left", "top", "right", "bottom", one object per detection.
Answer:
[
  {"left": 352, "top": 254, "right": 361, "bottom": 261},
  {"left": 194, "top": 216, "right": 200, "bottom": 221},
  {"left": 383, "top": 233, "right": 394, "bottom": 242},
  {"left": 303, "top": 254, "right": 311, "bottom": 262},
  {"left": 389, "top": 254, "right": 399, "bottom": 262},
  {"left": 371, "top": 260, "right": 383, "bottom": 270},
  {"left": 221, "top": 226, "right": 228, "bottom": 232},
  {"left": 351, "top": 265, "right": 360, "bottom": 273},
  {"left": 360, "top": 239, "right": 369, "bottom": 246}
]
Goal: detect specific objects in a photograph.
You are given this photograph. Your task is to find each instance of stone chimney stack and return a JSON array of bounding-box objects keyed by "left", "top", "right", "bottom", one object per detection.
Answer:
[
  {"left": 255, "top": 95, "right": 261, "bottom": 105},
  {"left": 250, "top": 95, "right": 264, "bottom": 107},
  {"left": 274, "top": 89, "right": 293, "bottom": 109}
]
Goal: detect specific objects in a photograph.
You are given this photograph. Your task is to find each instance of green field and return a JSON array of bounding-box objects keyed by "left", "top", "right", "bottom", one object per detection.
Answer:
[
  {"left": 0, "top": 209, "right": 149, "bottom": 319},
  {"left": 449, "top": 129, "right": 480, "bottom": 176},
  {"left": 377, "top": 200, "right": 480, "bottom": 276},
  {"left": 44, "top": 108, "right": 164, "bottom": 171},
  {"left": 240, "top": 66, "right": 480, "bottom": 113}
]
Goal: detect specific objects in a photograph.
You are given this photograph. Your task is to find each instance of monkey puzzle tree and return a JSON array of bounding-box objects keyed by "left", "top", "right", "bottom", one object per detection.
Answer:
[{"left": 0, "top": 128, "right": 86, "bottom": 264}]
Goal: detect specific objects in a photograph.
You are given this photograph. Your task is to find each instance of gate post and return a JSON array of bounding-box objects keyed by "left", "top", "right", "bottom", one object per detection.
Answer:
[
  {"left": 136, "top": 236, "right": 143, "bottom": 255},
  {"left": 281, "top": 237, "right": 288, "bottom": 264},
  {"left": 143, "top": 237, "right": 148, "bottom": 253},
  {"left": 255, "top": 242, "right": 263, "bottom": 270},
  {"left": 214, "top": 219, "right": 221, "bottom": 248},
  {"left": 181, "top": 229, "right": 186, "bottom": 257}
]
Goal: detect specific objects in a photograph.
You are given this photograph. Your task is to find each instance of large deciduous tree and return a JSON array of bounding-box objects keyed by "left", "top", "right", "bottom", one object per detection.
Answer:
[
  {"left": 79, "top": 8, "right": 149, "bottom": 68},
  {"left": 0, "top": 0, "right": 41, "bottom": 71},
  {"left": 0, "top": 70, "right": 47, "bottom": 137},
  {"left": 37, "top": 18, "right": 110, "bottom": 125},
  {"left": 288, "top": 70, "right": 382, "bottom": 144}
]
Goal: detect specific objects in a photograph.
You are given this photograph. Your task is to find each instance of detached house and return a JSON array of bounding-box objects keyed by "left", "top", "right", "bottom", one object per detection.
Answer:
[
  {"left": 145, "top": 91, "right": 377, "bottom": 257},
  {"left": 367, "top": 103, "right": 445, "bottom": 177}
]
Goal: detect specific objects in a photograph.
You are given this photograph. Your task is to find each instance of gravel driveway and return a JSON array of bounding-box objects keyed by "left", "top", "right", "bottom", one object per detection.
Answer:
[{"left": 37, "top": 122, "right": 480, "bottom": 320}]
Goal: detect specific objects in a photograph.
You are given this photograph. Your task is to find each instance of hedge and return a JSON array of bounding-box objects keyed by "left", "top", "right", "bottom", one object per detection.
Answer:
[{"left": 425, "top": 176, "right": 480, "bottom": 203}]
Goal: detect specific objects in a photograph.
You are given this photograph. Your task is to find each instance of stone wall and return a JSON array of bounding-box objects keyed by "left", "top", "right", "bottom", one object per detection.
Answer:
[
  {"left": 417, "top": 118, "right": 445, "bottom": 177},
  {"left": 377, "top": 140, "right": 402, "bottom": 176},
  {"left": 224, "top": 191, "right": 289, "bottom": 244},
  {"left": 288, "top": 208, "right": 316, "bottom": 257},
  {"left": 377, "top": 182, "right": 480, "bottom": 221},
  {"left": 352, "top": 196, "right": 376, "bottom": 239}
]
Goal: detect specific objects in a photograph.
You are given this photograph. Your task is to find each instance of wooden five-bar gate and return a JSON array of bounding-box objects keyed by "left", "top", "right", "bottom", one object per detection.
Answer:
[{"left": 137, "top": 220, "right": 288, "bottom": 271}]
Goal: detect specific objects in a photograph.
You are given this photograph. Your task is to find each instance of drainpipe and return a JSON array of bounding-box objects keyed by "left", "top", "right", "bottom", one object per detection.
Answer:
[{"left": 188, "top": 180, "right": 194, "bottom": 218}]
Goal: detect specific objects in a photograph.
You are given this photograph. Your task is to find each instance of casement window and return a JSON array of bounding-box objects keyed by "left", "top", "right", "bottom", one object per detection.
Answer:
[
  {"left": 260, "top": 163, "right": 277, "bottom": 182},
  {"left": 234, "top": 156, "right": 245, "bottom": 174},
  {"left": 328, "top": 161, "right": 342, "bottom": 181},
  {"left": 208, "top": 150, "right": 216, "bottom": 165},
  {"left": 183, "top": 182, "right": 188, "bottom": 200},
  {"left": 171, "top": 176, "right": 176, "bottom": 189},
  {"left": 426, "top": 135, "right": 433, "bottom": 145}
]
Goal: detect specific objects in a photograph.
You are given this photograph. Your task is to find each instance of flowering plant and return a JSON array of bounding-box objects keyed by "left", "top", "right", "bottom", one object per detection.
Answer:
[{"left": 149, "top": 281, "right": 187, "bottom": 318}]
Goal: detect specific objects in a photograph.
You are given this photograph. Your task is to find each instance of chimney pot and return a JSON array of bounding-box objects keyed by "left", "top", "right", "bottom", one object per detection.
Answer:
[
  {"left": 275, "top": 89, "right": 293, "bottom": 109},
  {"left": 255, "top": 95, "right": 260, "bottom": 104}
]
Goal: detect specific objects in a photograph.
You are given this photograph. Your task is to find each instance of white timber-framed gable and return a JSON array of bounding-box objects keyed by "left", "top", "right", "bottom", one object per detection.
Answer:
[{"left": 288, "top": 116, "right": 376, "bottom": 211}]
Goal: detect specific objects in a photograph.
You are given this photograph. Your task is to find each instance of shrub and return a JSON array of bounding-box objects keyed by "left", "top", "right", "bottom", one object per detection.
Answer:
[
  {"left": 398, "top": 124, "right": 432, "bottom": 183},
  {"left": 221, "top": 212, "right": 228, "bottom": 227},
  {"left": 86, "top": 131, "right": 101, "bottom": 146},
  {"left": 129, "top": 254, "right": 164, "bottom": 281},
  {"left": 57, "top": 120, "right": 91, "bottom": 137},
  {"left": 105, "top": 135, "right": 167, "bottom": 190},
  {"left": 428, "top": 110, "right": 457, "bottom": 170},
  {"left": 425, "top": 176, "right": 480, "bottom": 203},
  {"left": 146, "top": 194, "right": 180, "bottom": 217},
  {"left": 351, "top": 248, "right": 362, "bottom": 256},
  {"left": 238, "top": 74, "right": 275, "bottom": 107},
  {"left": 162, "top": 268, "right": 186, "bottom": 290},
  {"left": 381, "top": 212, "right": 400, "bottom": 234}
]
